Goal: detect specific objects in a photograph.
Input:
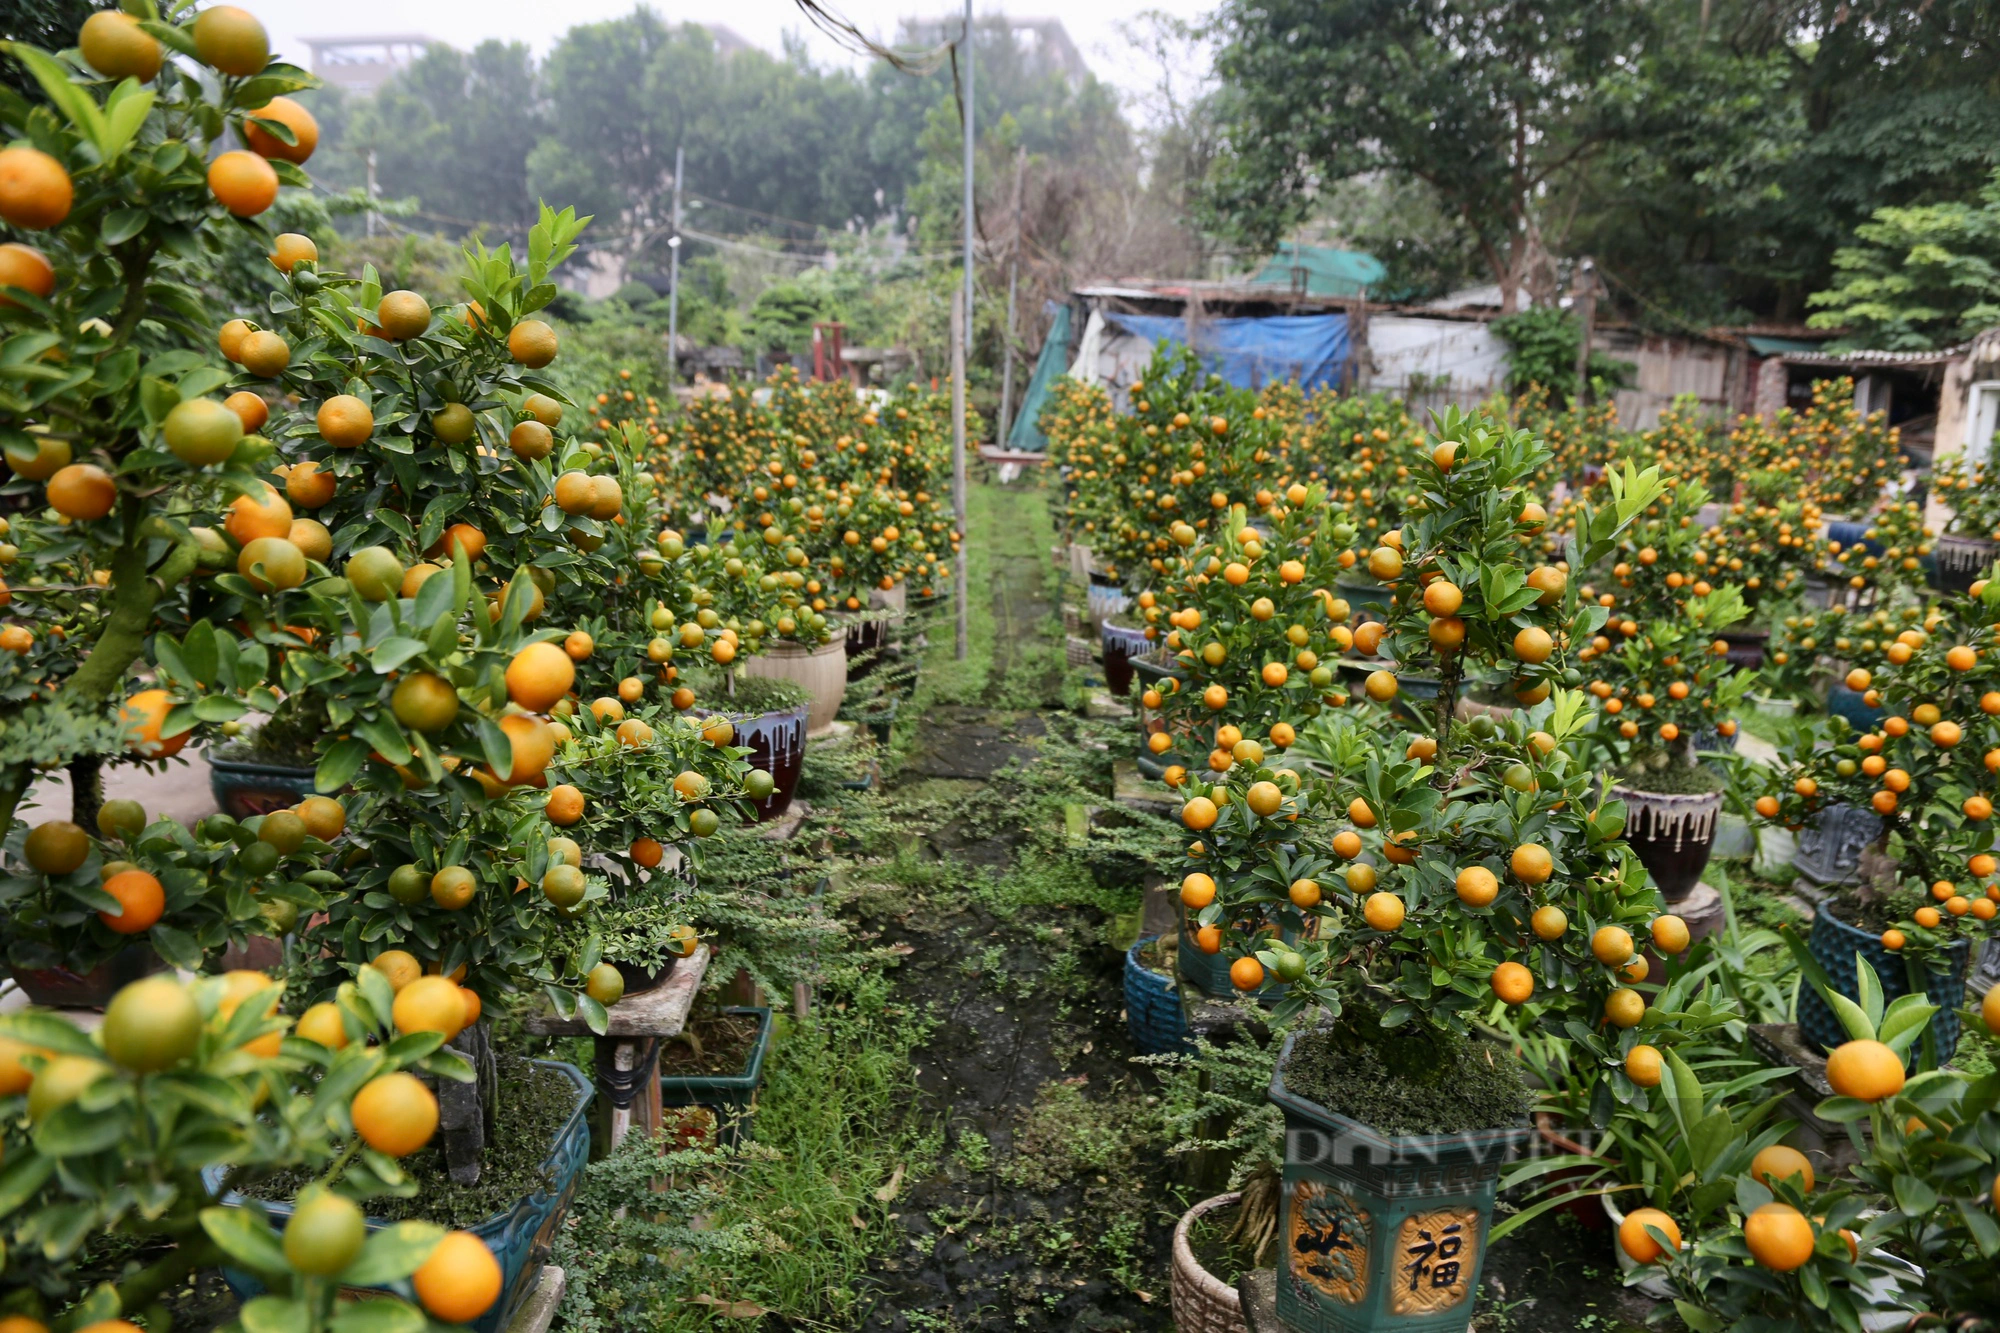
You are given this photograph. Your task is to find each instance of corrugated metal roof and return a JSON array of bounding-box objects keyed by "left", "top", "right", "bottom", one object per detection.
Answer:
[
  {"left": 1249, "top": 243, "right": 1387, "bottom": 298},
  {"left": 1777, "top": 342, "right": 1972, "bottom": 367}
]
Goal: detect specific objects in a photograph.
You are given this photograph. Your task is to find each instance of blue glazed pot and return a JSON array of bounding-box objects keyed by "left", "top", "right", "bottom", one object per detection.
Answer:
[
  {"left": 1269, "top": 1033, "right": 1530, "bottom": 1331},
  {"left": 207, "top": 755, "right": 319, "bottom": 819},
  {"left": 1825, "top": 684, "right": 1885, "bottom": 734},
  {"left": 1178, "top": 909, "right": 1302, "bottom": 1001},
  {"left": 1796, "top": 905, "right": 1969, "bottom": 1059},
  {"left": 1824, "top": 520, "right": 1881, "bottom": 557},
  {"left": 210, "top": 1059, "right": 592, "bottom": 1333},
  {"left": 1125, "top": 937, "right": 1192, "bottom": 1055}
]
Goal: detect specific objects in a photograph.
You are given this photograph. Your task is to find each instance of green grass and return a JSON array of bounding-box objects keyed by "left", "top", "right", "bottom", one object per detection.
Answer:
[{"left": 553, "top": 973, "right": 940, "bottom": 1332}]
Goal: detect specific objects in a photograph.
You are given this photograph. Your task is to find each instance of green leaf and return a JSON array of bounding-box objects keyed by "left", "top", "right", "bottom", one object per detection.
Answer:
[
  {"left": 199, "top": 1204, "right": 290, "bottom": 1278},
  {"left": 192, "top": 696, "right": 249, "bottom": 722},
  {"left": 33, "top": 1098, "right": 131, "bottom": 1157},
  {"left": 412, "top": 563, "right": 460, "bottom": 629},
  {"left": 1878, "top": 994, "right": 1937, "bottom": 1056},
  {"left": 1892, "top": 1173, "right": 1938, "bottom": 1217},
  {"left": 101, "top": 207, "right": 148, "bottom": 245},
  {"left": 4, "top": 44, "right": 108, "bottom": 153},
  {"left": 477, "top": 715, "right": 512, "bottom": 778},
  {"left": 1854, "top": 952, "right": 1884, "bottom": 1032},
  {"left": 329, "top": 1300, "right": 427, "bottom": 1333},
  {"left": 368, "top": 637, "right": 428, "bottom": 674},
  {"left": 100, "top": 80, "right": 157, "bottom": 161},
  {"left": 1674, "top": 1301, "right": 1724, "bottom": 1333},
  {"left": 316, "top": 737, "right": 370, "bottom": 793},
  {"left": 0, "top": 1153, "right": 55, "bottom": 1216},
  {"left": 578, "top": 993, "right": 608, "bottom": 1035},
  {"left": 0, "top": 1011, "right": 102, "bottom": 1056},
  {"left": 355, "top": 713, "right": 414, "bottom": 767},
  {"left": 184, "top": 619, "right": 221, "bottom": 687},
  {"left": 339, "top": 1219, "right": 445, "bottom": 1285},
  {"left": 1821, "top": 987, "right": 1876, "bottom": 1044},
  {"left": 240, "top": 1295, "right": 313, "bottom": 1333}
]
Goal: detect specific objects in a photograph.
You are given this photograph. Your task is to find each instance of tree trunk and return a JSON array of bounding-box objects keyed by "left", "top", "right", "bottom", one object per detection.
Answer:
[{"left": 69, "top": 754, "right": 104, "bottom": 833}]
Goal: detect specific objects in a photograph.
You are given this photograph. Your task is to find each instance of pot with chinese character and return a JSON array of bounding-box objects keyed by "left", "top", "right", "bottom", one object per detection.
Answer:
[{"left": 1267, "top": 1029, "right": 1531, "bottom": 1333}]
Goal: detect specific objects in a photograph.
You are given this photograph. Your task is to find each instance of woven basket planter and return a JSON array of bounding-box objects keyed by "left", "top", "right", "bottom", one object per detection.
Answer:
[{"left": 1171, "top": 1192, "right": 1250, "bottom": 1333}]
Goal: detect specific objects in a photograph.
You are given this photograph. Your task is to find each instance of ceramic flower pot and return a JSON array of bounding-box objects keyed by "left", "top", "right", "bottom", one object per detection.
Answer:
[
  {"left": 1933, "top": 533, "right": 1999, "bottom": 593},
  {"left": 709, "top": 701, "right": 809, "bottom": 822},
  {"left": 1792, "top": 802, "right": 1884, "bottom": 886},
  {"left": 1796, "top": 904, "right": 1969, "bottom": 1058},
  {"left": 1717, "top": 627, "right": 1770, "bottom": 670},
  {"left": 739, "top": 638, "right": 846, "bottom": 737},
  {"left": 207, "top": 754, "right": 319, "bottom": 819},
  {"left": 213, "top": 1060, "right": 593, "bottom": 1333},
  {"left": 1101, "top": 620, "right": 1154, "bottom": 696},
  {"left": 7, "top": 944, "right": 164, "bottom": 1009},
  {"left": 1609, "top": 785, "right": 1721, "bottom": 903},
  {"left": 1269, "top": 1034, "right": 1530, "bottom": 1332}
]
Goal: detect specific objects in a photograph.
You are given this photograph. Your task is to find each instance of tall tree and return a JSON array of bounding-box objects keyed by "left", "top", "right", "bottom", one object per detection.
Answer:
[
  {"left": 1202, "top": 0, "right": 1656, "bottom": 312},
  {"left": 346, "top": 40, "right": 546, "bottom": 235},
  {"left": 1805, "top": 168, "right": 2000, "bottom": 350}
]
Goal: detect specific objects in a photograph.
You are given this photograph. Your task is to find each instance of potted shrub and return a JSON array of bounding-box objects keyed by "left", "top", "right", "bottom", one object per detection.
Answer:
[
  {"left": 1753, "top": 578, "right": 2000, "bottom": 1055},
  {"left": 1189, "top": 410, "right": 1674, "bottom": 1329},
  {"left": 1690, "top": 496, "right": 1828, "bottom": 666},
  {"left": 1930, "top": 452, "right": 2000, "bottom": 592}
]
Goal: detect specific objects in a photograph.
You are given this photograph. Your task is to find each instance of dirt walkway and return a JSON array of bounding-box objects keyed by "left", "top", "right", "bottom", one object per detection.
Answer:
[{"left": 854, "top": 482, "right": 1178, "bottom": 1332}]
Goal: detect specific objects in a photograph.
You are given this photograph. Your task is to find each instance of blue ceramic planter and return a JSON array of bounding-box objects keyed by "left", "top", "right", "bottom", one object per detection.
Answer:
[
  {"left": 1270, "top": 1034, "right": 1530, "bottom": 1331},
  {"left": 1796, "top": 906, "right": 1968, "bottom": 1058},
  {"left": 210, "top": 1059, "right": 593, "bottom": 1333},
  {"left": 207, "top": 755, "right": 319, "bottom": 819},
  {"left": 1825, "top": 684, "right": 1885, "bottom": 733},
  {"left": 1125, "top": 937, "right": 1192, "bottom": 1054}
]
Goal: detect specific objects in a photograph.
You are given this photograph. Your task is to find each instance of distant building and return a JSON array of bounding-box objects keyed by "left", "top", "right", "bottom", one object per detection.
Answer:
[
  {"left": 1249, "top": 243, "right": 1386, "bottom": 299},
  {"left": 300, "top": 36, "right": 433, "bottom": 95}
]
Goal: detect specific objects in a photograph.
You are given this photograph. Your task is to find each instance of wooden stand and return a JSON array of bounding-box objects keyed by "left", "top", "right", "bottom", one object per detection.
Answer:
[{"left": 524, "top": 946, "right": 710, "bottom": 1156}]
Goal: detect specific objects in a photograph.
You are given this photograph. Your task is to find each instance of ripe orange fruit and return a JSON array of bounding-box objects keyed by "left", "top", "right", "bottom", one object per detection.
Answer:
[
  {"left": 510, "top": 419, "right": 554, "bottom": 460},
  {"left": 284, "top": 458, "right": 337, "bottom": 509},
  {"left": 1624, "top": 1044, "right": 1662, "bottom": 1086},
  {"left": 589, "top": 476, "right": 624, "bottom": 519},
  {"left": 430, "top": 866, "right": 476, "bottom": 910},
  {"left": 1363, "top": 892, "right": 1405, "bottom": 930},
  {"left": 1456, "top": 866, "right": 1499, "bottom": 906},
  {"left": 1512, "top": 626, "right": 1554, "bottom": 663},
  {"left": 241, "top": 95, "right": 319, "bottom": 165},
  {"left": 1229, "top": 956, "right": 1266, "bottom": 991},
  {"left": 546, "top": 783, "right": 584, "bottom": 826},
  {"left": 1824, "top": 1039, "right": 1904, "bottom": 1102},
  {"left": 208, "top": 150, "right": 278, "bottom": 216},
  {"left": 509, "top": 319, "right": 558, "bottom": 367},
  {"left": 0, "top": 147, "right": 73, "bottom": 230},
  {"left": 1510, "top": 843, "right": 1553, "bottom": 884},
  {"left": 391, "top": 671, "right": 459, "bottom": 733},
  {"left": 0, "top": 242, "right": 55, "bottom": 303},
  {"left": 1181, "top": 872, "right": 1216, "bottom": 908},
  {"left": 498, "top": 713, "right": 554, "bottom": 783},
  {"left": 1618, "top": 1208, "right": 1680, "bottom": 1264},
  {"left": 1364, "top": 669, "right": 1398, "bottom": 702},
  {"left": 47, "top": 463, "right": 116, "bottom": 520},
  {"left": 1591, "top": 925, "right": 1634, "bottom": 965},
  {"left": 1531, "top": 905, "right": 1568, "bottom": 940},
  {"left": 1332, "top": 830, "right": 1362, "bottom": 858},
  {"left": 270, "top": 232, "right": 317, "bottom": 273},
  {"left": 24, "top": 820, "right": 89, "bottom": 874},
  {"left": 1750, "top": 1144, "right": 1814, "bottom": 1192},
  {"left": 393, "top": 975, "right": 468, "bottom": 1037},
  {"left": 1743, "top": 1202, "right": 1815, "bottom": 1272},
  {"left": 296, "top": 1002, "right": 347, "bottom": 1048},
  {"left": 193, "top": 5, "right": 269, "bottom": 75},
  {"left": 630, "top": 836, "right": 664, "bottom": 867},
  {"left": 226, "top": 483, "right": 292, "bottom": 543},
  {"left": 98, "top": 869, "right": 164, "bottom": 934},
  {"left": 80, "top": 10, "right": 164, "bottom": 79},
  {"left": 350, "top": 1071, "right": 438, "bottom": 1157},
  {"left": 1288, "top": 877, "right": 1321, "bottom": 908},
  {"left": 375, "top": 289, "right": 431, "bottom": 340},
  {"left": 237, "top": 329, "right": 290, "bottom": 377},
  {"left": 1604, "top": 988, "right": 1645, "bottom": 1028},
  {"left": 1422, "top": 580, "right": 1463, "bottom": 616},
  {"left": 1345, "top": 862, "right": 1378, "bottom": 893},
  {"left": 119, "top": 688, "right": 188, "bottom": 758},
  {"left": 1181, "top": 796, "right": 1218, "bottom": 831},
  {"left": 1490, "top": 961, "right": 1532, "bottom": 1004},
  {"left": 507, "top": 641, "right": 575, "bottom": 712},
  {"left": 316, "top": 394, "right": 374, "bottom": 447},
  {"left": 369, "top": 949, "right": 422, "bottom": 991},
  {"left": 1651, "top": 915, "right": 1691, "bottom": 954},
  {"left": 413, "top": 1231, "right": 503, "bottom": 1324},
  {"left": 431, "top": 522, "right": 486, "bottom": 564}
]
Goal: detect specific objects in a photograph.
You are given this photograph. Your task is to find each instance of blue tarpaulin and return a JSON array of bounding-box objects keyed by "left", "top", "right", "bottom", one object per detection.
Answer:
[
  {"left": 1101, "top": 312, "right": 1351, "bottom": 396},
  {"left": 1005, "top": 301, "right": 1072, "bottom": 452}
]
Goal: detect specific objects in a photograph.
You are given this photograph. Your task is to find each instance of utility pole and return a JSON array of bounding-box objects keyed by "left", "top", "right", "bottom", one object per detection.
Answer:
[
  {"left": 1572, "top": 256, "right": 1598, "bottom": 407},
  {"left": 667, "top": 145, "right": 684, "bottom": 385},
  {"left": 365, "top": 148, "right": 378, "bottom": 238},
  {"left": 952, "top": 0, "right": 973, "bottom": 661},
  {"left": 996, "top": 145, "right": 1026, "bottom": 445}
]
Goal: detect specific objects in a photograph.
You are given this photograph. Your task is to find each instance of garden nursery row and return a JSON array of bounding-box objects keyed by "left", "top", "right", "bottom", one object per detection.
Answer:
[{"left": 0, "top": 8, "right": 1999, "bottom": 1333}]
